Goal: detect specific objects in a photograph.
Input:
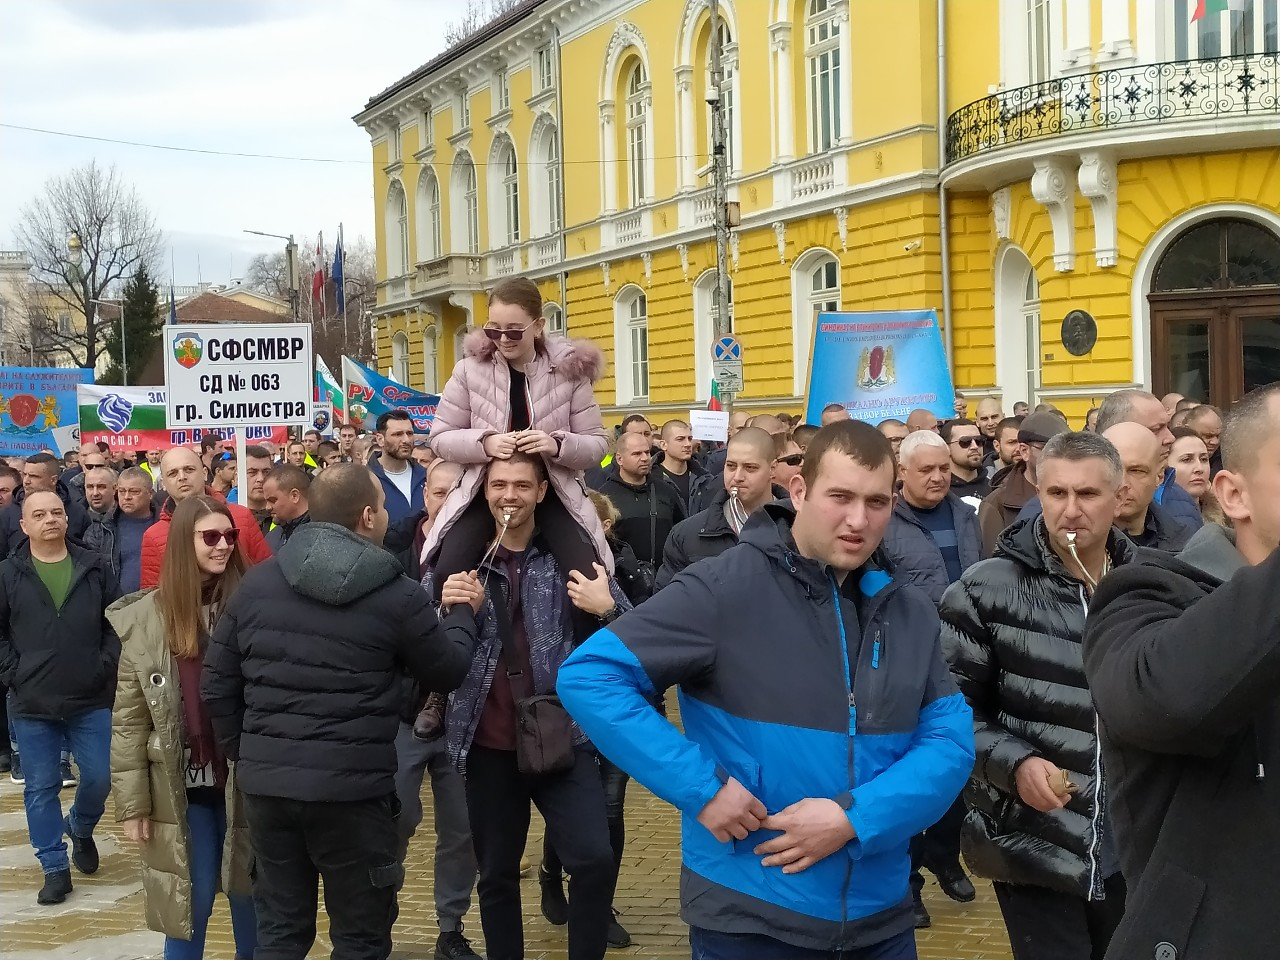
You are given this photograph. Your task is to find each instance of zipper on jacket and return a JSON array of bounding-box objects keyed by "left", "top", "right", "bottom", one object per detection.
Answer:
[
  {"left": 829, "top": 575, "right": 855, "bottom": 941},
  {"left": 1079, "top": 584, "right": 1106, "bottom": 901},
  {"left": 871, "top": 630, "right": 881, "bottom": 670}
]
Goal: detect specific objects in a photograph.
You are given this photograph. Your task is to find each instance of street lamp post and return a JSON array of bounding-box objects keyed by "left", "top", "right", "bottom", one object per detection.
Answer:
[
  {"left": 89, "top": 297, "right": 126, "bottom": 385},
  {"left": 243, "top": 229, "right": 299, "bottom": 320}
]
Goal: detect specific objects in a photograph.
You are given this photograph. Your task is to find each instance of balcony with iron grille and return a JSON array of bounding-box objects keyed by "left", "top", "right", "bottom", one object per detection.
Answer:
[{"left": 944, "top": 52, "right": 1279, "bottom": 186}]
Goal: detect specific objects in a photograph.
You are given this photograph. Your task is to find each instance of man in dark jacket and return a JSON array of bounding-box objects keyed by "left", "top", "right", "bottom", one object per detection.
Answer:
[
  {"left": 368, "top": 410, "right": 427, "bottom": 524},
  {"left": 1101, "top": 422, "right": 1193, "bottom": 553},
  {"left": 0, "top": 454, "right": 90, "bottom": 559},
  {"left": 593, "top": 431, "right": 685, "bottom": 570},
  {"left": 942, "top": 432, "right": 1134, "bottom": 960},
  {"left": 943, "top": 419, "right": 991, "bottom": 502},
  {"left": 881, "top": 429, "right": 982, "bottom": 922},
  {"left": 655, "top": 427, "right": 775, "bottom": 590},
  {"left": 559, "top": 421, "right": 974, "bottom": 960},
  {"left": 654, "top": 419, "right": 707, "bottom": 514},
  {"left": 1082, "top": 383, "right": 1280, "bottom": 960},
  {"left": 202, "top": 464, "right": 478, "bottom": 960},
  {"left": 977, "top": 412, "right": 1066, "bottom": 557},
  {"left": 0, "top": 492, "right": 119, "bottom": 905},
  {"left": 262, "top": 463, "right": 310, "bottom": 553},
  {"left": 86, "top": 467, "right": 158, "bottom": 595}
]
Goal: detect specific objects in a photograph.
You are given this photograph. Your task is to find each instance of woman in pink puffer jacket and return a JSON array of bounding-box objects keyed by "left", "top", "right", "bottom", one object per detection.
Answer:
[{"left": 423, "top": 277, "right": 612, "bottom": 585}]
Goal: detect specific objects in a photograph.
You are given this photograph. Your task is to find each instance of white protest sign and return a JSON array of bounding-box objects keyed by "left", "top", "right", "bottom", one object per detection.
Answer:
[
  {"left": 163, "top": 324, "right": 313, "bottom": 430},
  {"left": 690, "top": 409, "right": 730, "bottom": 442}
]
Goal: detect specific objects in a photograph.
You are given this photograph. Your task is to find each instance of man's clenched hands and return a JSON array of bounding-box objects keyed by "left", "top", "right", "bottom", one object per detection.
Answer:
[
  {"left": 755, "top": 798, "right": 856, "bottom": 874},
  {"left": 697, "top": 777, "right": 767, "bottom": 842}
]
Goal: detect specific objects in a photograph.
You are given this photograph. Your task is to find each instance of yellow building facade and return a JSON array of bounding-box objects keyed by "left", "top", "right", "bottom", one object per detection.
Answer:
[{"left": 356, "top": 0, "right": 1280, "bottom": 427}]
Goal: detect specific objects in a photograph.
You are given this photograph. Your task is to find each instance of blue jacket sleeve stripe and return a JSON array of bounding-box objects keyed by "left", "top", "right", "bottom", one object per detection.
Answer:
[
  {"left": 558, "top": 628, "right": 723, "bottom": 815},
  {"left": 845, "top": 691, "right": 975, "bottom": 859}
]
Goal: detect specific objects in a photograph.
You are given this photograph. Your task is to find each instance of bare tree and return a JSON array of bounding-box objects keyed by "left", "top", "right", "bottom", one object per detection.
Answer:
[
  {"left": 444, "top": 0, "right": 526, "bottom": 46},
  {"left": 243, "top": 250, "right": 291, "bottom": 302},
  {"left": 15, "top": 161, "right": 163, "bottom": 370}
]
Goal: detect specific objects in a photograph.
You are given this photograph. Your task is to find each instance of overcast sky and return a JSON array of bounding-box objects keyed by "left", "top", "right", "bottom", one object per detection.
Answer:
[{"left": 0, "top": 0, "right": 471, "bottom": 285}]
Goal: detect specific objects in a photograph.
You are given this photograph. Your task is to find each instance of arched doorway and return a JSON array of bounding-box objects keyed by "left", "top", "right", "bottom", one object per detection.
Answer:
[{"left": 1149, "top": 218, "right": 1280, "bottom": 407}]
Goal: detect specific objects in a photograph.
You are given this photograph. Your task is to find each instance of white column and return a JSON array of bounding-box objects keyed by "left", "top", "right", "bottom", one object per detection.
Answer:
[
  {"left": 599, "top": 100, "right": 617, "bottom": 214},
  {"left": 1064, "top": 0, "right": 1092, "bottom": 69},
  {"left": 834, "top": 0, "right": 853, "bottom": 144},
  {"left": 1101, "top": 0, "right": 1136, "bottom": 63},
  {"left": 676, "top": 66, "right": 696, "bottom": 190},
  {"left": 770, "top": 22, "right": 794, "bottom": 162}
]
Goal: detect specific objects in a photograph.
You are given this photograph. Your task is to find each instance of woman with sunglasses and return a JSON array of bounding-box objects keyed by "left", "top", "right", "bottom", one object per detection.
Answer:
[
  {"left": 424, "top": 276, "right": 611, "bottom": 611},
  {"left": 108, "top": 495, "right": 257, "bottom": 960}
]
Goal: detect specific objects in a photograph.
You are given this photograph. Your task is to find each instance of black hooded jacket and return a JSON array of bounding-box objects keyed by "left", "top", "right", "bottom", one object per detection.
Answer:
[
  {"left": 201, "top": 522, "right": 476, "bottom": 802},
  {"left": 1083, "top": 525, "right": 1280, "bottom": 959},
  {"left": 0, "top": 481, "right": 91, "bottom": 559},
  {"left": 940, "top": 516, "right": 1137, "bottom": 899}
]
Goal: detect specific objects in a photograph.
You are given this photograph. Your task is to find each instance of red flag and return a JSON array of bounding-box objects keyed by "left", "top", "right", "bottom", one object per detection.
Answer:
[
  {"left": 707, "top": 379, "right": 723, "bottom": 412},
  {"left": 312, "top": 232, "right": 325, "bottom": 317}
]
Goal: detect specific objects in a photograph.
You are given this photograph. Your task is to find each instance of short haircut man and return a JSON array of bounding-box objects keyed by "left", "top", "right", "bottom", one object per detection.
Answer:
[
  {"left": 560, "top": 419, "right": 974, "bottom": 957},
  {"left": 748, "top": 413, "right": 788, "bottom": 437},
  {"left": 790, "top": 423, "right": 819, "bottom": 451},
  {"left": 620, "top": 414, "right": 651, "bottom": 438},
  {"left": 82, "top": 466, "right": 117, "bottom": 515},
  {"left": 1095, "top": 389, "right": 1173, "bottom": 451},
  {"left": 309, "top": 463, "right": 380, "bottom": 531},
  {"left": 1101, "top": 421, "right": 1193, "bottom": 552},
  {"left": 906, "top": 408, "right": 939, "bottom": 434},
  {"left": 1083, "top": 383, "right": 1280, "bottom": 958},
  {"left": 820, "top": 402, "right": 850, "bottom": 426},
  {"left": 0, "top": 464, "right": 21, "bottom": 507},
  {"left": 974, "top": 397, "right": 1003, "bottom": 439}
]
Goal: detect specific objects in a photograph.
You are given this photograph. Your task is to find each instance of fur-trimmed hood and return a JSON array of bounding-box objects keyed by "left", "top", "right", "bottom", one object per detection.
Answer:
[{"left": 461, "top": 329, "right": 606, "bottom": 384}]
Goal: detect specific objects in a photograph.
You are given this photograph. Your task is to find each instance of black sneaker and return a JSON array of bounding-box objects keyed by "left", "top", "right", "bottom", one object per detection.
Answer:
[
  {"left": 60, "top": 760, "right": 76, "bottom": 788},
  {"left": 0, "top": 751, "right": 10, "bottom": 774},
  {"left": 538, "top": 865, "right": 568, "bottom": 926},
  {"left": 607, "top": 909, "right": 631, "bottom": 949},
  {"left": 934, "top": 864, "right": 976, "bottom": 903},
  {"left": 37, "top": 869, "right": 73, "bottom": 905},
  {"left": 10, "top": 752, "right": 23, "bottom": 784},
  {"left": 912, "top": 893, "right": 931, "bottom": 929},
  {"left": 434, "top": 929, "right": 481, "bottom": 959},
  {"left": 64, "top": 816, "right": 99, "bottom": 875}
]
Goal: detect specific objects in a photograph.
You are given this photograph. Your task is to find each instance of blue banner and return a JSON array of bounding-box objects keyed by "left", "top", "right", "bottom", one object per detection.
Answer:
[
  {"left": 341, "top": 356, "right": 440, "bottom": 433},
  {"left": 0, "top": 366, "right": 94, "bottom": 456},
  {"left": 803, "top": 310, "right": 955, "bottom": 425}
]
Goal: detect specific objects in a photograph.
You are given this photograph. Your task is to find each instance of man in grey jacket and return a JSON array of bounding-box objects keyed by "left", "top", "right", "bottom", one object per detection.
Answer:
[{"left": 881, "top": 429, "right": 982, "bottom": 924}]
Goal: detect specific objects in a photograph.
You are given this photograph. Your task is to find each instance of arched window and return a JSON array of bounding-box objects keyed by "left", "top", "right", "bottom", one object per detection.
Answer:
[
  {"left": 994, "top": 245, "right": 1038, "bottom": 407},
  {"left": 613, "top": 287, "right": 649, "bottom": 403},
  {"left": 543, "top": 302, "right": 564, "bottom": 336},
  {"left": 422, "top": 326, "right": 438, "bottom": 393},
  {"left": 806, "top": 0, "right": 842, "bottom": 152},
  {"left": 1153, "top": 218, "right": 1280, "bottom": 291},
  {"left": 546, "top": 134, "right": 562, "bottom": 233},
  {"left": 1027, "top": 0, "right": 1053, "bottom": 84},
  {"left": 385, "top": 181, "right": 409, "bottom": 276},
  {"left": 1022, "top": 267, "right": 1042, "bottom": 398},
  {"left": 499, "top": 141, "right": 520, "bottom": 246},
  {"left": 625, "top": 62, "right": 650, "bottom": 207},
  {"left": 416, "top": 169, "right": 442, "bottom": 261},
  {"left": 451, "top": 154, "right": 479, "bottom": 255},
  {"left": 694, "top": 272, "right": 734, "bottom": 402},
  {"left": 530, "top": 122, "right": 562, "bottom": 237},
  {"left": 392, "top": 332, "right": 410, "bottom": 385},
  {"left": 791, "top": 250, "right": 841, "bottom": 395}
]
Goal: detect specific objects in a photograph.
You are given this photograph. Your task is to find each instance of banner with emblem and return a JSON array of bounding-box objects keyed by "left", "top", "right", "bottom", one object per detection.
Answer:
[
  {"left": 78, "top": 385, "right": 289, "bottom": 452},
  {"left": 803, "top": 309, "right": 955, "bottom": 425},
  {"left": 0, "top": 366, "right": 93, "bottom": 456},
  {"left": 340, "top": 356, "right": 439, "bottom": 433}
]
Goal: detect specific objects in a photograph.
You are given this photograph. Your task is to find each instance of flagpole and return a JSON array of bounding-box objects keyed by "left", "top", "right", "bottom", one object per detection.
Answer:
[{"left": 340, "top": 223, "right": 349, "bottom": 359}]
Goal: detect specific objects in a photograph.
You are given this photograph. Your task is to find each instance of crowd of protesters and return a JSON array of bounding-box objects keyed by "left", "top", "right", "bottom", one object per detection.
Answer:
[{"left": 0, "top": 275, "right": 1274, "bottom": 960}]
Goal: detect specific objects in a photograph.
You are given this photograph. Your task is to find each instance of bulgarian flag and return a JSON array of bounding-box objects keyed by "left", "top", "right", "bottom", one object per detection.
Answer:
[
  {"left": 707, "top": 379, "right": 723, "bottom": 412},
  {"left": 1193, "top": 0, "right": 1244, "bottom": 21}
]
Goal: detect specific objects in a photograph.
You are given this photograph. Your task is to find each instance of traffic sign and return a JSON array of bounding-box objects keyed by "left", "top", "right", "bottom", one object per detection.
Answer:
[
  {"left": 713, "top": 335, "right": 742, "bottom": 362},
  {"left": 164, "top": 323, "right": 314, "bottom": 430},
  {"left": 713, "top": 359, "right": 744, "bottom": 393}
]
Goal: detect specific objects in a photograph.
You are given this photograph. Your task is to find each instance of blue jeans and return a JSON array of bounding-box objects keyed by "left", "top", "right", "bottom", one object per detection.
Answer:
[
  {"left": 9, "top": 708, "right": 111, "bottom": 874},
  {"left": 690, "top": 927, "right": 918, "bottom": 960},
  {"left": 164, "top": 799, "right": 258, "bottom": 960}
]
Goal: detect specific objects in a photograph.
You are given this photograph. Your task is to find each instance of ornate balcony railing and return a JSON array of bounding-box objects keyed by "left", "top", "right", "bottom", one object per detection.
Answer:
[{"left": 945, "top": 52, "right": 1279, "bottom": 165}]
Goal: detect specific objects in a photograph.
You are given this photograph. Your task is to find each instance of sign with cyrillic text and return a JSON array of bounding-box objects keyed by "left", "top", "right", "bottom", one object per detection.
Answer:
[{"left": 164, "top": 324, "right": 313, "bottom": 430}]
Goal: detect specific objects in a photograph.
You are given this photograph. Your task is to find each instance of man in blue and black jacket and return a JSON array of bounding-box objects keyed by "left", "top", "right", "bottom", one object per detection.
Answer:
[{"left": 559, "top": 420, "right": 974, "bottom": 960}]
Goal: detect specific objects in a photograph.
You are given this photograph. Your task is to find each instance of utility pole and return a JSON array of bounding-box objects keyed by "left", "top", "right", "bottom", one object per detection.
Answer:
[{"left": 708, "top": 0, "right": 734, "bottom": 409}]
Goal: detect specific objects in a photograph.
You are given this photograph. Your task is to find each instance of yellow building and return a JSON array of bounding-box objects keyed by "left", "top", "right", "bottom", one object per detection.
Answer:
[{"left": 356, "top": 0, "right": 1280, "bottom": 426}]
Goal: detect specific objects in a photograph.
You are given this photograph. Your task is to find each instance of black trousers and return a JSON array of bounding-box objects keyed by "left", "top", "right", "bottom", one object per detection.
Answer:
[
  {"left": 542, "top": 754, "right": 629, "bottom": 882},
  {"left": 994, "top": 874, "right": 1127, "bottom": 960},
  {"left": 908, "top": 796, "right": 965, "bottom": 892},
  {"left": 432, "top": 487, "right": 601, "bottom": 641},
  {"left": 465, "top": 746, "right": 615, "bottom": 960},
  {"left": 243, "top": 792, "right": 403, "bottom": 960}
]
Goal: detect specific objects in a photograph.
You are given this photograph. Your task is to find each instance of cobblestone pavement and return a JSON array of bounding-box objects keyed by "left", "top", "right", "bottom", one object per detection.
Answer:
[{"left": 1, "top": 772, "right": 1013, "bottom": 960}]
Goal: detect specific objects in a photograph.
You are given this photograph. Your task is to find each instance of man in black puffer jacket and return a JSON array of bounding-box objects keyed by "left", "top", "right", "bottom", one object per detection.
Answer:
[
  {"left": 202, "top": 464, "right": 479, "bottom": 960},
  {"left": 942, "top": 432, "right": 1136, "bottom": 960}
]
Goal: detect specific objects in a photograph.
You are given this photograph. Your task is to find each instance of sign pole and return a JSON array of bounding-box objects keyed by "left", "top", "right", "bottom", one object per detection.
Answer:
[{"left": 235, "top": 427, "right": 247, "bottom": 505}]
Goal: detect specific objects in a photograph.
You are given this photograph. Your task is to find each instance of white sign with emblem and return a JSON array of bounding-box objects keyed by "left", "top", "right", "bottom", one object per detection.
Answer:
[{"left": 164, "top": 323, "right": 313, "bottom": 430}]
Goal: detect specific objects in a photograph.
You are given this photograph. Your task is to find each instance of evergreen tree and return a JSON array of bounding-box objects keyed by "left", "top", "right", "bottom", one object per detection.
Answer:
[{"left": 99, "top": 263, "right": 161, "bottom": 385}]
